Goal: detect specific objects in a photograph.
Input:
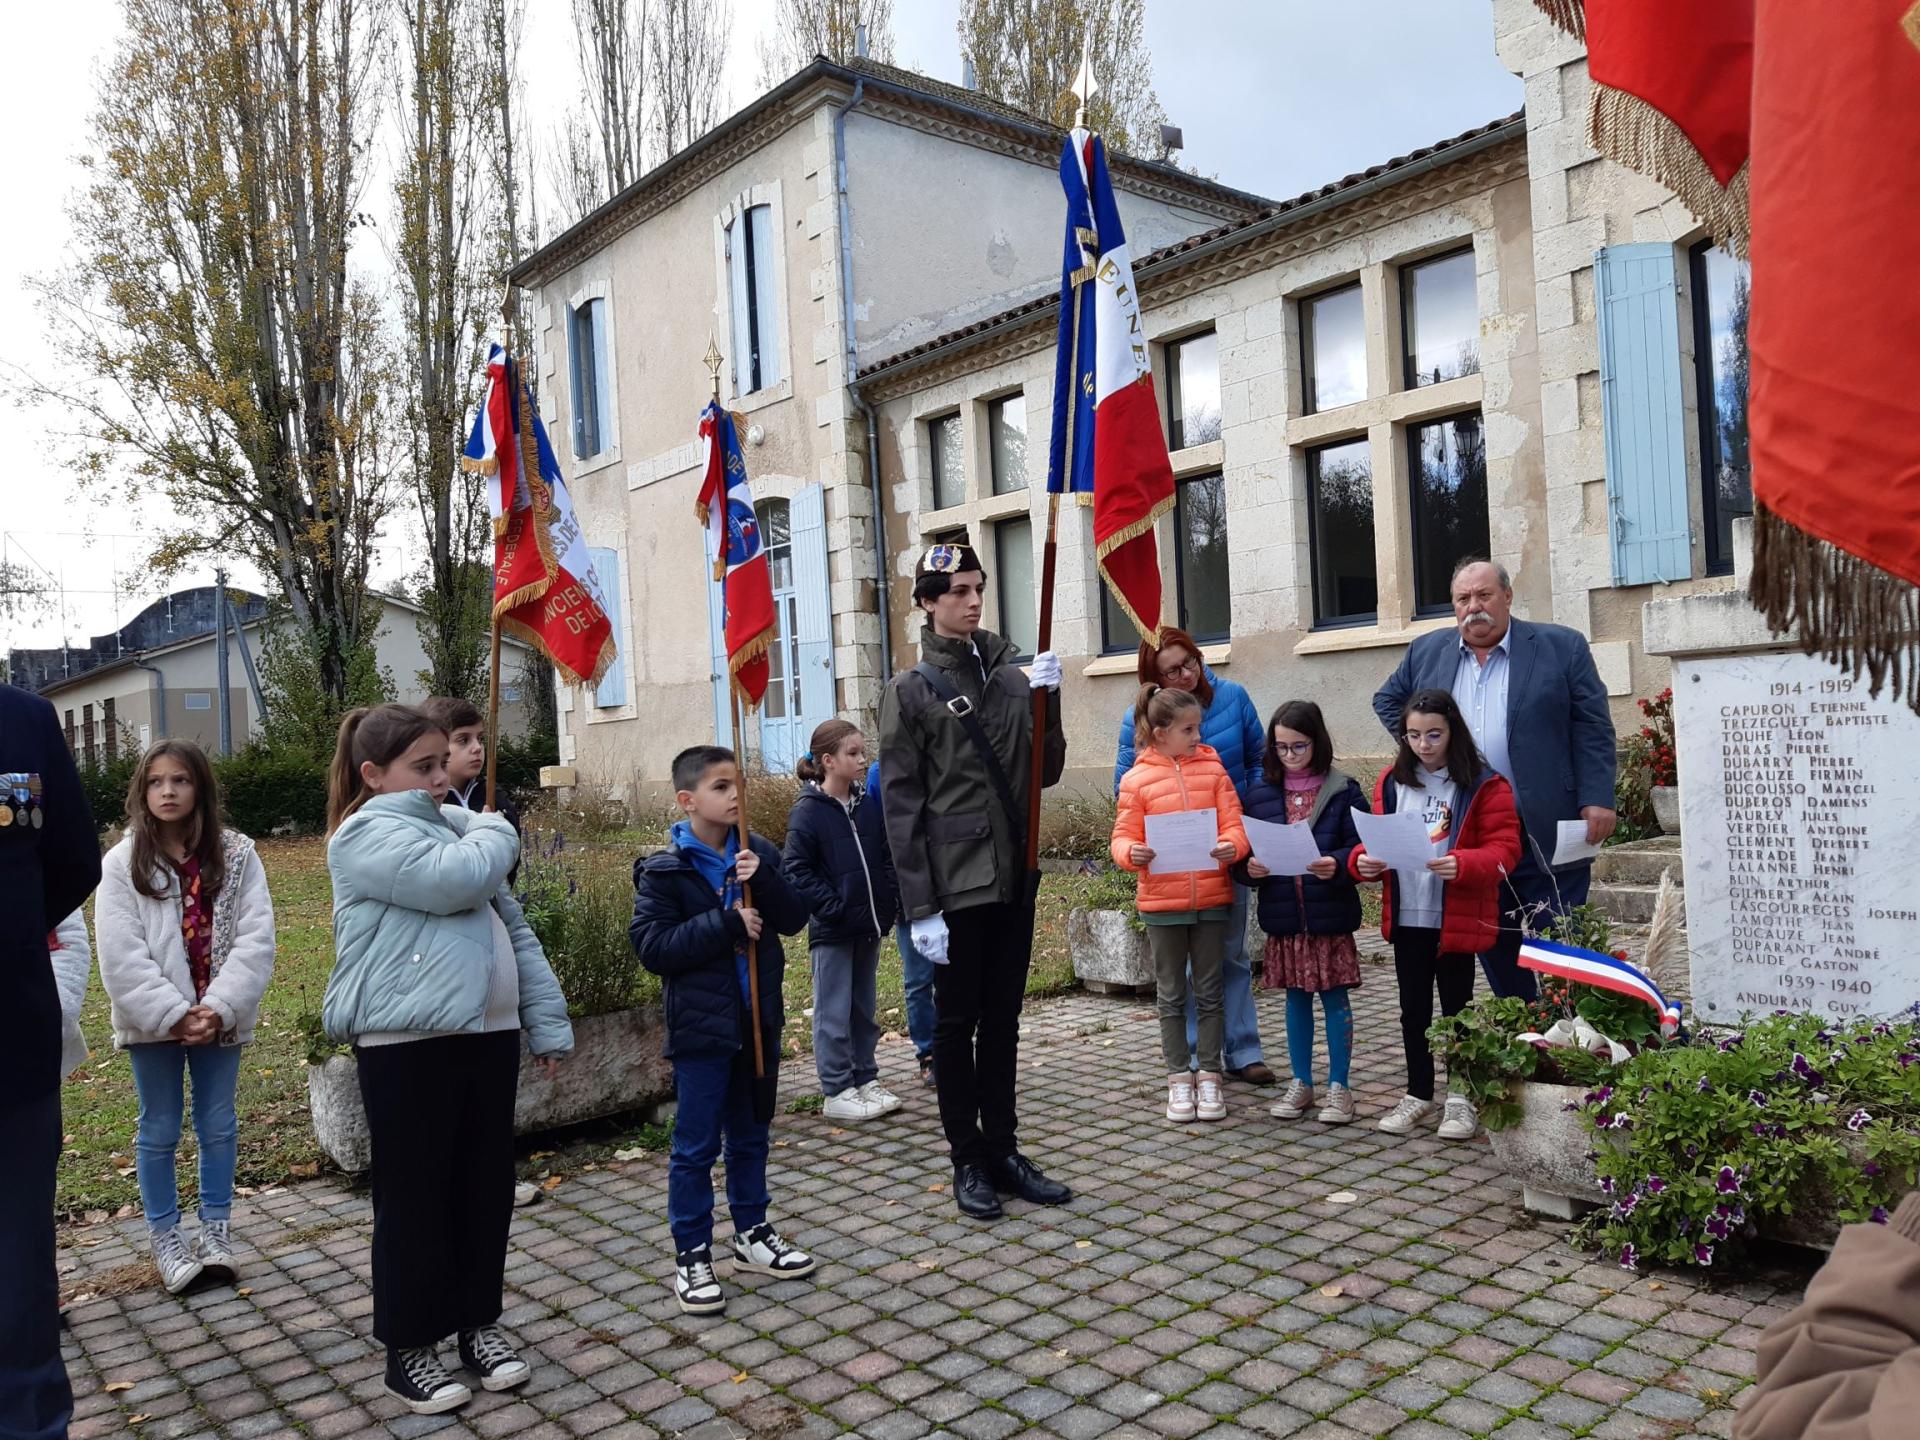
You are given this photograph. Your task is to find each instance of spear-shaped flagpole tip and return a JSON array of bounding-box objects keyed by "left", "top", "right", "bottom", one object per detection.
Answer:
[
  {"left": 1070, "top": 32, "right": 1099, "bottom": 130},
  {"left": 703, "top": 336, "right": 724, "bottom": 400}
]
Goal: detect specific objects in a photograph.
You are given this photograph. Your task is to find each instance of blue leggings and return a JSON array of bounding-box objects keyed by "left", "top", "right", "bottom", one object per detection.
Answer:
[{"left": 1283, "top": 987, "right": 1353, "bottom": 1088}]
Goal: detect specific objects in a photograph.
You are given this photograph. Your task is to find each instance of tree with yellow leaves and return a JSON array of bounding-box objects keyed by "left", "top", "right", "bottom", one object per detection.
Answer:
[{"left": 959, "top": 0, "right": 1166, "bottom": 154}]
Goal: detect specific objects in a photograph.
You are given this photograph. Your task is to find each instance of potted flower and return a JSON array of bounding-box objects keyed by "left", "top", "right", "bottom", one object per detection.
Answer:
[{"left": 1631, "top": 688, "right": 1680, "bottom": 836}]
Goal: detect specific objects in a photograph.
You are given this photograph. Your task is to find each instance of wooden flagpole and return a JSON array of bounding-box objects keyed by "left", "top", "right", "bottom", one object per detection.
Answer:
[
  {"left": 707, "top": 338, "right": 767, "bottom": 1080},
  {"left": 485, "top": 283, "right": 517, "bottom": 812},
  {"left": 1025, "top": 44, "right": 1101, "bottom": 872}
]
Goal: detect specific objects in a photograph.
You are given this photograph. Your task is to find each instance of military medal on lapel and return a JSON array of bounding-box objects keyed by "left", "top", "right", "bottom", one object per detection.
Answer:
[{"left": 27, "top": 774, "right": 42, "bottom": 827}]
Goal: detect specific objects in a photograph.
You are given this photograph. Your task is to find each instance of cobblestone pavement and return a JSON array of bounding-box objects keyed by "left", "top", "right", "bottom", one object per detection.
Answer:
[{"left": 59, "top": 962, "right": 1806, "bottom": 1440}]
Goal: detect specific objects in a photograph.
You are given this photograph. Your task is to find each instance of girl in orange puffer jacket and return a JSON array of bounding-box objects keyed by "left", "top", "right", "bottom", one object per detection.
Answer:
[{"left": 1111, "top": 685, "right": 1250, "bottom": 1124}]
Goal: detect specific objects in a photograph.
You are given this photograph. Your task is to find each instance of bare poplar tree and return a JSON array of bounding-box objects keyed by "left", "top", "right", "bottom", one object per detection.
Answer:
[
  {"left": 544, "top": 105, "right": 609, "bottom": 229},
  {"left": 646, "top": 0, "right": 730, "bottom": 161},
  {"left": 756, "top": 0, "right": 894, "bottom": 89},
  {"left": 39, "top": 0, "right": 394, "bottom": 707},
  {"left": 959, "top": 0, "right": 1166, "bottom": 154},
  {"left": 575, "top": 0, "right": 647, "bottom": 194}
]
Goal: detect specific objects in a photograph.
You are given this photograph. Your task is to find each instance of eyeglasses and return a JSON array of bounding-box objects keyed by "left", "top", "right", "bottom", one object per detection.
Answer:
[
  {"left": 1404, "top": 729, "right": 1448, "bottom": 746},
  {"left": 1158, "top": 656, "right": 1199, "bottom": 680},
  {"left": 1273, "top": 741, "right": 1314, "bottom": 756}
]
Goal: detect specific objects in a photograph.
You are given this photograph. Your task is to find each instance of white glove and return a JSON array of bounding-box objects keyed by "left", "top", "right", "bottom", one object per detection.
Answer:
[
  {"left": 910, "top": 914, "right": 951, "bottom": 966},
  {"left": 1028, "top": 650, "right": 1062, "bottom": 690}
]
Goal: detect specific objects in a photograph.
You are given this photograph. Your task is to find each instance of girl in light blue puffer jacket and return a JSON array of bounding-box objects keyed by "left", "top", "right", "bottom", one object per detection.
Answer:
[{"left": 323, "top": 703, "right": 572, "bottom": 1418}]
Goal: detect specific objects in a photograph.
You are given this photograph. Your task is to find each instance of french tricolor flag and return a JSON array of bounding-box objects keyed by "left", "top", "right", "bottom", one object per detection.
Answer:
[
  {"left": 1047, "top": 129, "right": 1175, "bottom": 646},
  {"left": 1519, "top": 937, "right": 1684, "bottom": 1036}
]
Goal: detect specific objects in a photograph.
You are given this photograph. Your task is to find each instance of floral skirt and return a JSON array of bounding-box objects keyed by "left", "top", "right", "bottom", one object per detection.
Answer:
[{"left": 1262, "top": 932, "right": 1362, "bottom": 992}]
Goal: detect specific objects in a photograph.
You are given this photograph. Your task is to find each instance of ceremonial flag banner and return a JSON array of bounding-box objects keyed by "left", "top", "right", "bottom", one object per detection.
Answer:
[
  {"left": 463, "top": 343, "right": 617, "bottom": 687},
  {"left": 695, "top": 402, "right": 776, "bottom": 707},
  {"left": 1047, "top": 128, "right": 1175, "bottom": 647}
]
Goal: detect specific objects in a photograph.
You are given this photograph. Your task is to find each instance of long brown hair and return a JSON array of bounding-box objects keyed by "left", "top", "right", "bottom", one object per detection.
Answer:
[
  {"left": 126, "top": 739, "right": 225, "bottom": 901},
  {"left": 1135, "top": 626, "right": 1214, "bottom": 706},
  {"left": 326, "top": 704, "right": 446, "bottom": 835},
  {"left": 1392, "top": 688, "right": 1486, "bottom": 789},
  {"left": 795, "top": 718, "right": 862, "bottom": 784},
  {"left": 1262, "top": 700, "right": 1334, "bottom": 785},
  {"left": 1132, "top": 683, "right": 1203, "bottom": 755}
]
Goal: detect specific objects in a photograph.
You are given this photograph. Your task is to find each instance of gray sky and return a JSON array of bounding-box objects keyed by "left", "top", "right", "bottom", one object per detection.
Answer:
[{"left": 1, "top": 0, "right": 1518, "bottom": 653}]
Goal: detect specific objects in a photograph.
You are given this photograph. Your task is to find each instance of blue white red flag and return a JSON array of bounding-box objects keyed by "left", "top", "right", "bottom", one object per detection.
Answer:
[
  {"left": 1519, "top": 937, "right": 1684, "bottom": 1036},
  {"left": 463, "top": 343, "right": 617, "bottom": 688},
  {"left": 695, "top": 402, "right": 776, "bottom": 707},
  {"left": 1046, "top": 128, "right": 1175, "bottom": 647}
]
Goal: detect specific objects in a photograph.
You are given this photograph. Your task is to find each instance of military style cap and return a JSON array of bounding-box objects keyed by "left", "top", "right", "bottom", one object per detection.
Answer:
[{"left": 916, "top": 542, "right": 983, "bottom": 578}]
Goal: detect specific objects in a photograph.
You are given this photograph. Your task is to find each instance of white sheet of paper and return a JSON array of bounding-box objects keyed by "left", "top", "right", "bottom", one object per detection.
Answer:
[
  {"left": 1553, "top": 819, "right": 1603, "bottom": 867},
  {"left": 1242, "top": 815, "right": 1324, "bottom": 877},
  {"left": 1144, "top": 808, "right": 1221, "bottom": 875},
  {"left": 1352, "top": 807, "right": 1438, "bottom": 873}
]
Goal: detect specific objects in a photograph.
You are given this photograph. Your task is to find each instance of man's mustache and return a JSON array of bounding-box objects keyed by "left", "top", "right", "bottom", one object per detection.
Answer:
[{"left": 1462, "top": 610, "right": 1496, "bottom": 626}]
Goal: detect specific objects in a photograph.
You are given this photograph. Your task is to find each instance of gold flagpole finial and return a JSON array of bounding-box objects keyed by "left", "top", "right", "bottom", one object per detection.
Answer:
[
  {"left": 703, "top": 337, "right": 724, "bottom": 400},
  {"left": 1070, "top": 33, "right": 1099, "bottom": 130}
]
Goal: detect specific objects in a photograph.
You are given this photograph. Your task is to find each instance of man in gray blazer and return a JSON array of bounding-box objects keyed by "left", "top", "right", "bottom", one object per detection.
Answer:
[{"left": 1373, "top": 559, "right": 1617, "bottom": 999}]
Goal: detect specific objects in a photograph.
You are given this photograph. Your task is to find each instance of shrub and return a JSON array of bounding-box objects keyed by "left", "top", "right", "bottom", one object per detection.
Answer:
[
  {"left": 514, "top": 825, "right": 658, "bottom": 1019},
  {"left": 494, "top": 728, "right": 558, "bottom": 808},
  {"left": 742, "top": 772, "right": 801, "bottom": 847},
  {"left": 77, "top": 752, "right": 141, "bottom": 833},
  {"left": 1039, "top": 789, "right": 1117, "bottom": 859},
  {"left": 215, "top": 747, "right": 331, "bottom": 835}
]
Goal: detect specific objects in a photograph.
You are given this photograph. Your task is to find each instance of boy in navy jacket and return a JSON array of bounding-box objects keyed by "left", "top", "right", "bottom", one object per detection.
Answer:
[{"left": 629, "top": 746, "right": 814, "bottom": 1316}]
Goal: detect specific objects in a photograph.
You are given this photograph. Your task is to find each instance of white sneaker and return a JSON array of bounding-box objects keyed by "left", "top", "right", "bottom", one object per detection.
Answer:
[
  {"left": 858, "top": 1081, "right": 903, "bottom": 1115},
  {"left": 1195, "top": 1072, "right": 1227, "bottom": 1122},
  {"left": 1317, "top": 1084, "right": 1356, "bottom": 1125},
  {"left": 513, "top": 1181, "right": 540, "bottom": 1207},
  {"left": 822, "top": 1087, "right": 880, "bottom": 1121},
  {"left": 458, "top": 1325, "right": 532, "bottom": 1392},
  {"left": 1376, "top": 1094, "right": 1441, "bottom": 1135},
  {"left": 731, "top": 1223, "right": 817, "bottom": 1278},
  {"left": 674, "top": 1246, "right": 726, "bottom": 1314},
  {"left": 1166, "top": 1073, "right": 1196, "bottom": 1123},
  {"left": 1437, "top": 1095, "right": 1482, "bottom": 1140},
  {"left": 1270, "top": 1079, "right": 1315, "bottom": 1120},
  {"left": 195, "top": 1218, "right": 237, "bottom": 1284},
  {"left": 151, "top": 1225, "right": 204, "bottom": 1295}
]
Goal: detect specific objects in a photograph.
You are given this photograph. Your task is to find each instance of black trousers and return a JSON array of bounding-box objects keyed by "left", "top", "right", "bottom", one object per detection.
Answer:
[
  {"left": 1393, "top": 928, "right": 1476, "bottom": 1101},
  {"left": 932, "top": 902, "right": 1031, "bottom": 1168},
  {"left": 356, "top": 1031, "right": 520, "bottom": 1350},
  {"left": 0, "top": 1087, "right": 70, "bottom": 1440}
]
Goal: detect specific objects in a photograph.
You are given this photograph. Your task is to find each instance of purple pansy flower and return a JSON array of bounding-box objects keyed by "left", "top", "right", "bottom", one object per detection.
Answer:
[
  {"left": 1872, "top": 1207, "right": 1892, "bottom": 1225},
  {"left": 1900, "top": 1053, "right": 1918, "bottom": 1069},
  {"left": 1619, "top": 1244, "right": 1638, "bottom": 1271},
  {"left": 1792, "top": 1052, "right": 1819, "bottom": 1082},
  {"left": 1697, "top": 1078, "right": 1714, "bottom": 1094},
  {"left": 1694, "top": 1244, "right": 1714, "bottom": 1266},
  {"left": 1613, "top": 1193, "right": 1639, "bottom": 1218},
  {"left": 1717, "top": 1166, "right": 1742, "bottom": 1195},
  {"left": 1866, "top": 1161, "right": 1883, "bottom": 1178},
  {"left": 1749, "top": 1090, "right": 1768, "bottom": 1108},
  {"left": 1705, "top": 1214, "right": 1731, "bottom": 1241},
  {"left": 1849, "top": 1109, "right": 1872, "bottom": 1132},
  {"left": 1599, "top": 1176, "right": 1615, "bottom": 1195}
]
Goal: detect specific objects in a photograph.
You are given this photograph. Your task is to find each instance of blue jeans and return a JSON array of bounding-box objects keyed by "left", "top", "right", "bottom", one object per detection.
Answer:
[
  {"left": 1186, "top": 884, "right": 1263, "bottom": 1071},
  {"left": 667, "top": 1053, "right": 771, "bottom": 1254},
  {"left": 127, "top": 1040, "right": 245, "bottom": 1232},
  {"left": 897, "top": 922, "right": 937, "bottom": 1061}
]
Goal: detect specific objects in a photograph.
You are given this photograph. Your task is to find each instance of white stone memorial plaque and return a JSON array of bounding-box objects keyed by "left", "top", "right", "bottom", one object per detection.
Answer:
[{"left": 1677, "top": 650, "right": 1920, "bottom": 1022}]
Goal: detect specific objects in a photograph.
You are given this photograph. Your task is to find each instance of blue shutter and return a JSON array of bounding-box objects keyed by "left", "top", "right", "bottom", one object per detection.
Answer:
[
  {"left": 1596, "top": 243, "right": 1691, "bottom": 586},
  {"left": 705, "top": 555, "right": 734, "bottom": 746},
  {"left": 790, "top": 484, "right": 834, "bottom": 729},
  {"left": 588, "top": 547, "right": 626, "bottom": 707}
]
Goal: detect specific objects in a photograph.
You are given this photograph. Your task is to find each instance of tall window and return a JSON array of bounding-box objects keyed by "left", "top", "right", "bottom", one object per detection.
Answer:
[
  {"left": 928, "top": 413, "right": 965, "bottom": 509},
  {"left": 1166, "top": 330, "right": 1221, "bottom": 449},
  {"left": 1409, "top": 412, "right": 1490, "bottom": 615},
  {"left": 1175, "top": 473, "right": 1231, "bottom": 642},
  {"left": 1307, "top": 438, "right": 1377, "bottom": 626},
  {"left": 995, "top": 517, "right": 1035, "bottom": 659},
  {"left": 1100, "top": 580, "right": 1135, "bottom": 655},
  {"left": 1301, "top": 283, "right": 1365, "bottom": 414},
  {"left": 757, "top": 499, "right": 793, "bottom": 720},
  {"left": 1690, "top": 240, "right": 1752, "bottom": 575},
  {"left": 727, "top": 204, "right": 783, "bottom": 395},
  {"left": 989, "top": 394, "right": 1027, "bottom": 494},
  {"left": 1402, "top": 248, "right": 1479, "bottom": 388},
  {"left": 569, "top": 297, "right": 610, "bottom": 459}
]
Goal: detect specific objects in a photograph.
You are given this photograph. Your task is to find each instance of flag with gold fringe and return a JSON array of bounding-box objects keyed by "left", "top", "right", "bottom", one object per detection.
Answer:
[{"left": 694, "top": 401, "right": 776, "bottom": 706}]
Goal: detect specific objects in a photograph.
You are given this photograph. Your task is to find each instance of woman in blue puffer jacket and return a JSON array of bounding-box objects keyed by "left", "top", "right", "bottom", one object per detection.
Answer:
[
  {"left": 1112, "top": 627, "right": 1273, "bottom": 1086},
  {"left": 784, "top": 720, "right": 900, "bottom": 1123},
  {"left": 324, "top": 704, "right": 571, "bottom": 1417}
]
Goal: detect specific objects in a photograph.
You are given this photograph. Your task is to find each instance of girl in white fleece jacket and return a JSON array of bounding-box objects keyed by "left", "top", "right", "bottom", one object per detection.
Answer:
[{"left": 96, "top": 740, "right": 275, "bottom": 1295}]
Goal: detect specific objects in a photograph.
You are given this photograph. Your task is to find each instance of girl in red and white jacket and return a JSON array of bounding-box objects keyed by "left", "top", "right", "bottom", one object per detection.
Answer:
[{"left": 1351, "top": 688, "right": 1520, "bottom": 1142}]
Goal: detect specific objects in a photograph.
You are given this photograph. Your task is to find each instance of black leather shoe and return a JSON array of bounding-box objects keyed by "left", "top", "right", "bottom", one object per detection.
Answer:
[
  {"left": 989, "top": 1153, "right": 1073, "bottom": 1206},
  {"left": 954, "top": 1164, "right": 1003, "bottom": 1220}
]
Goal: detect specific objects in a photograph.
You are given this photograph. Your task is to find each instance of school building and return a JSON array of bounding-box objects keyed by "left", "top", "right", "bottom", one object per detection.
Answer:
[{"left": 512, "top": 0, "right": 1751, "bottom": 798}]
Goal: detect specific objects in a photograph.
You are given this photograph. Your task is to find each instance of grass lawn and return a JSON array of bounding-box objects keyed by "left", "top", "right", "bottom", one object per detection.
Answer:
[{"left": 56, "top": 835, "right": 1103, "bottom": 1219}]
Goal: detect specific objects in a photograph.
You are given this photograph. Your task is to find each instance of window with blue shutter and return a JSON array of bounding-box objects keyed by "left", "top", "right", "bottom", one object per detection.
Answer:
[
  {"left": 587, "top": 547, "right": 626, "bottom": 707},
  {"left": 1595, "top": 243, "right": 1691, "bottom": 586},
  {"left": 789, "top": 484, "right": 834, "bottom": 735}
]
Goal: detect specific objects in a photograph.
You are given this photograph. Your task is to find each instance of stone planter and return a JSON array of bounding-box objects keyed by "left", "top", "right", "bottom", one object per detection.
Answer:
[
  {"left": 1650, "top": 784, "right": 1681, "bottom": 836},
  {"left": 1069, "top": 907, "right": 1154, "bottom": 995},
  {"left": 308, "top": 1005, "right": 675, "bottom": 1173},
  {"left": 1486, "top": 1081, "right": 1608, "bottom": 1220}
]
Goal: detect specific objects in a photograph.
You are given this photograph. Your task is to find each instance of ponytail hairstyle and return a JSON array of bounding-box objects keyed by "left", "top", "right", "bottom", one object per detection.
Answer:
[
  {"left": 1133, "top": 683, "right": 1203, "bottom": 754},
  {"left": 326, "top": 704, "right": 446, "bottom": 835},
  {"left": 795, "top": 718, "right": 862, "bottom": 783},
  {"left": 126, "top": 738, "right": 226, "bottom": 901},
  {"left": 1391, "top": 687, "right": 1486, "bottom": 789},
  {"left": 1262, "top": 700, "right": 1335, "bottom": 785}
]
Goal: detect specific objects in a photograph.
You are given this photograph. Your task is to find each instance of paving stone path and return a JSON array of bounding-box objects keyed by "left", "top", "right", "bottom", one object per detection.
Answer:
[{"left": 58, "top": 961, "right": 1805, "bottom": 1440}]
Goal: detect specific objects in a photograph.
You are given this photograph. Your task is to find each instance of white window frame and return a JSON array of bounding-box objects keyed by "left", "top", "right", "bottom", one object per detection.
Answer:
[
  {"left": 713, "top": 183, "right": 793, "bottom": 413},
  {"left": 565, "top": 277, "right": 621, "bottom": 476}
]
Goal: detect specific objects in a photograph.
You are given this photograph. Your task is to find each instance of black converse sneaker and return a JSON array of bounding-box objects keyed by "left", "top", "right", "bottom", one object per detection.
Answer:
[
  {"left": 383, "top": 1346, "right": 471, "bottom": 1415},
  {"left": 674, "top": 1245, "right": 726, "bottom": 1315},
  {"left": 730, "top": 1222, "right": 817, "bottom": 1278},
  {"left": 458, "top": 1325, "right": 532, "bottom": 1392}
]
